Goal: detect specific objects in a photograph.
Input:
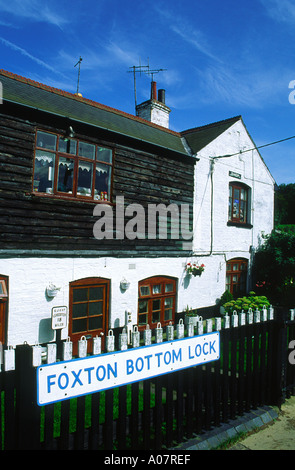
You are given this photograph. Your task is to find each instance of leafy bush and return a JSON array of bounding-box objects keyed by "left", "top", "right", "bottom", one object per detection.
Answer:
[
  {"left": 219, "top": 290, "right": 233, "bottom": 306},
  {"left": 253, "top": 229, "right": 295, "bottom": 307},
  {"left": 223, "top": 291, "right": 270, "bottom": 314}
]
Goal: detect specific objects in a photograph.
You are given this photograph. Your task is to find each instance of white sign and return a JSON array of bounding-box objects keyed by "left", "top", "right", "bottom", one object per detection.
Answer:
[
  {"left": 37, "top": 332, "right": 220, "bottom": 406},
  {"left": 51, "top": 306, "right": 68, "bottom": 330}
]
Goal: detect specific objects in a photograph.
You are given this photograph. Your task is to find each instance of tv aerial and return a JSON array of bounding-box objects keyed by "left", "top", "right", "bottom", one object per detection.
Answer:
[
  {"left": 128, "top": 59, "right": 167, "bottom": 114},
  {"left": 74, "top": 56, "right": 83, "bottom": 94}
]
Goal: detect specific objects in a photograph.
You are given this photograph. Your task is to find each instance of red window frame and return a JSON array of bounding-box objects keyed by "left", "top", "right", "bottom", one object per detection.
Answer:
[
  {"left": 226, "top": 259, "right": 248, "bottom": 296},
  {"left": 229, "top": 183, "right": 249, "bottom": 224},
  {"left": 33, "top": 130, "right": 114, "bottom": 202},
  {"left": 138, "top": 276, "right": 177, "bottom": 331},
  {"left": 69, "top": 277, "right": 110, "bottom": 354}
]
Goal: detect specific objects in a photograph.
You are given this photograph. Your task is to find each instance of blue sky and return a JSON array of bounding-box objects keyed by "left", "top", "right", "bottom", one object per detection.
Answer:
[{"left": 1, "top": 0, "right": 295, "bottom": 185}]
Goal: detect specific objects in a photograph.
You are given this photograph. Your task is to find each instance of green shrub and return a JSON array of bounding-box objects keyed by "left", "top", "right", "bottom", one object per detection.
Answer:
[
  {"left": 219, "top": 290, "right": 233, "bottom": 306},
  {"left": 223, "top": 291, "right": 270, "bottom": 314}
]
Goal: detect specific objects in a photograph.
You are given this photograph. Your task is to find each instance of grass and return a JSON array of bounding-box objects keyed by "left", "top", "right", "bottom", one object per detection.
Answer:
[{"left": 40, "top": 383, "right": 155, "bottom": 441}]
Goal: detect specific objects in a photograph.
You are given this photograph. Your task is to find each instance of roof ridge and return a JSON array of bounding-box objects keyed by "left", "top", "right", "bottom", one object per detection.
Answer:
[
  {"left": 181, "top": 115, "right": 241, "bottom": 135},
  {"left": 0, "top": 68, "right": 181, "bottom": 137}
]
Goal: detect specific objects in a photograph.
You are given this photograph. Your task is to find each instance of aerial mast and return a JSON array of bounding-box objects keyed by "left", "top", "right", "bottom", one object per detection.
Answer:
[
  {"left": 128, "top": 59, "right": 167, "bottom": 114},
  {"left": 74, "top": 56, "right": 83, "bottom": 95},
  {"left": 128, "top": 60, "right": 150, "bottom": 114}
]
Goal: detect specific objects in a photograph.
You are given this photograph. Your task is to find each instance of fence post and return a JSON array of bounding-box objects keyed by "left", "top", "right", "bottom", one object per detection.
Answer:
[
  {"left": 15, "top": 343, "right": 40, "bottom": 449},
  {"left": 272, "top": 307, "right": 289, "bottom": 408}
]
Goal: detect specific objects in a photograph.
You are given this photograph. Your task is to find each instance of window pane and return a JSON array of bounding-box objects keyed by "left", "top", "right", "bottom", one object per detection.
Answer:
[
  {"left": 89, "top": 301, "right": 103, "bottom": 315},
  {"left": 58, "top": 157, "right": 74, "bottom": 193},
  {"left": 165, "top": 283, "right": 174, "bottom": 293},
  {"left": 79, "top": 141, "right": 95, "bottom": 159},
  {"left": 59, "top": 137, "right": 77, "bottom": 155},
  {"left": 72, "top": 318, "right": 87, "bottom": 333},
  {"left": 152, "top": 310, "right": 160, "bottom": 323},
  {"left": 77, "top": 161, "right": 93, "bottom": 196},
  {"left": 89, "top": 287, "right": 103, "bottom": 300},
  {"left": 0, "top": 280, "right": 7, "bottom": 296},
  {"left": 233, "top": 200, "right": 239, "bottom": 218},
  {"left": 140, "top": 285, "right": 150, "bottom": 296},
  {"left": 73, "top": 288, "right": 88, "bottom": 302},
  {"left": 72, "top": 303, "right": 88, "bottom": 318},
  {"left": 164, "top": 297, "right": 173, "bottom": 308},
  {"left": 139, "top": 314, "right": 148, "bottom": 325},
  {"left": 34, "top": 150, "right": 55, "bottom": 193},
  {"left": 89, "top": 316, "right": 102, "bottom": 330},
  {"left": 234, "top": 188, "right": 240, "bottom": 199},
  {"left": 36, "top": 131, "right": 56, "bottom": 150},
  {"left": 139, "top": 301, "right": 148, "bottom": 314},
  {"left": 240, "top": 200, "right": 246, "bottom": 222},
  {"left": 152, "top": 284, "right": 161, "bottom": 295},
  {"left": 165, "top": 309, "right": 173, "bottom": 321},
  {"left": 228, "top": 197, "right": 232, "bottom": 219},
  {"left": 152, "top": 299, "right": 161, "bottom": 310},
  {"left": 94, "top": 163, "right": 112, "bottom": 201},
  {"left": 97, "top": 147, "right": 112, "bottom": 163}
]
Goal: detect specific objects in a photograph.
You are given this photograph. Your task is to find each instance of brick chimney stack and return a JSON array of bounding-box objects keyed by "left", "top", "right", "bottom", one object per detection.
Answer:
[{"left": 136, "top": 81, "right": 171, "bottom": 128}]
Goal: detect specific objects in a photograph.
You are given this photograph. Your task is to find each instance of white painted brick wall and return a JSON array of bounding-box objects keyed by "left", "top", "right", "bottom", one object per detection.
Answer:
[{"left": 0, "top": 120, "right": 274, "bottom": 347}]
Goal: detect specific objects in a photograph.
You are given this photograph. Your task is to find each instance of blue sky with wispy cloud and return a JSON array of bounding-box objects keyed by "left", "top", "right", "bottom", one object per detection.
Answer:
[{"left": 0, "top": 0, "right": 295, "bottom": 183}]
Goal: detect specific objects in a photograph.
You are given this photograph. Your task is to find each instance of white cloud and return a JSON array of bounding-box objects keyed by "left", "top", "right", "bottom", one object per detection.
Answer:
[
  {"left": 0, "top": 36, "right": 67, "bottom": 77},
  {"left": 196, "top": 63, "right": 290, "bottom": 109},
  {"left": 154, "top": 5, "right": 221, "bottom": 63},
  {"left": 0, "top": 0, "right": 68, "bottom": 28},
  {"left": 260, "top": 0, "right": 295, "bottom": 24}
]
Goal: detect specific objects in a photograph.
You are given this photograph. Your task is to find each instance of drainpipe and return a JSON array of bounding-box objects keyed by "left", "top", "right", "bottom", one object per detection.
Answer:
[{"left": 209, "top": 158, "right": 215, "bottom": 256}]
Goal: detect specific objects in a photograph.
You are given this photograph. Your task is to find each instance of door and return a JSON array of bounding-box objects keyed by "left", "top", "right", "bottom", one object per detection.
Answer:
[
  {"left": 0, "top": 277, "right": 8, "bottom": 345},
  {"left": 69, "top": 277, "right": 110, "bottom": 355}
]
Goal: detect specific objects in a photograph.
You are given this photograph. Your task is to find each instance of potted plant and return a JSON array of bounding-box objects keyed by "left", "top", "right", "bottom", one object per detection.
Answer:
[{"left": 185, "top": 262, "right": 205, "bottom": 277}]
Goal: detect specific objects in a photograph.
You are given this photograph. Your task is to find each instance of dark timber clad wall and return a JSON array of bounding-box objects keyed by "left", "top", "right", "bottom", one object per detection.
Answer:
[{"left": 0, "top": 105, "right": 195, "bottom": 257}]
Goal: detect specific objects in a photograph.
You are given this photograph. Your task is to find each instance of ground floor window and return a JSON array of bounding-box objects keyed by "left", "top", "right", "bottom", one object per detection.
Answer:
[
  {"left": 226, "top": 258, "right": 248, "bottom": 296},
  {"left": 138, "top": 276, "right": 177, "bottom": 330},
  {"left": 69, "top": 277, "right": 109, "bottom": 354}
]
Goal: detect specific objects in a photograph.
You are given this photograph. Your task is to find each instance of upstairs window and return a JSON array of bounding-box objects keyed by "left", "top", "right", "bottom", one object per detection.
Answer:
[
  {"left": 33, "top": 130, "right": 113, "bottom": 202},
  {"left": 228, "top": 183, "right": 250, "bottom": 225}
]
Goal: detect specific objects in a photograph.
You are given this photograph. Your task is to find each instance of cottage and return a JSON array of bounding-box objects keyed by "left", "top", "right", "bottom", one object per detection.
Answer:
[{"left": 0, "top": 69, "right": 274, "bottom": 353}]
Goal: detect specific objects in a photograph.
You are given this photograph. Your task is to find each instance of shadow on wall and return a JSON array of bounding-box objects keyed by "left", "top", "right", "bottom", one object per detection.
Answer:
[{"left": 38, "top": 318, "right": 55, "bottom": 344}]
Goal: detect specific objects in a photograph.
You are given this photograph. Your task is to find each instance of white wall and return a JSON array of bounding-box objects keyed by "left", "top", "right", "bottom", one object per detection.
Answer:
[
  {"left": 0, "top": 120, "right": 275, "bottom": 347},
  {"left": 1, "top": 255, "right": 224, "bottom": 347},
  {"left": 193, "top": 119, "right": 274, "bottom": 256}
]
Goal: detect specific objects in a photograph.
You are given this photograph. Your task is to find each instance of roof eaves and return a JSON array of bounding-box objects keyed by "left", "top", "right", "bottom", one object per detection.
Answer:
[
  {"left": 181, "top": 115, "right": 242, "bottom": 136},
  {"left": 0, "top": 68, "right": 180, "bottom": 138}
]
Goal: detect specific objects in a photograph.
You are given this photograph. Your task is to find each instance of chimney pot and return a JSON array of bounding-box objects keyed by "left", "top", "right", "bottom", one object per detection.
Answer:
[
  {"left": 151, "top": 81, "right": 157, "bottom": 100},
  {"left": 158, "top": 89, "right": 165, "bottom": 104}
]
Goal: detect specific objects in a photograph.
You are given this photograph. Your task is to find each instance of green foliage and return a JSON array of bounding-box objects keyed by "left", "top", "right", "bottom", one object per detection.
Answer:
[
  {"left": 253, "top": 228, "right": 295, "bottom": 307},
  {"left": 219, "top": 290, "right": 233, "bottom": 306},
  {"left": 275, "top": 183, "right": 295, "bottom": 226},
  {"left": 276, "top": 225, "right": 295, "bottom": 234},
  {"left": 223, "top": 291, "right": 270, "bottom": 314}
]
